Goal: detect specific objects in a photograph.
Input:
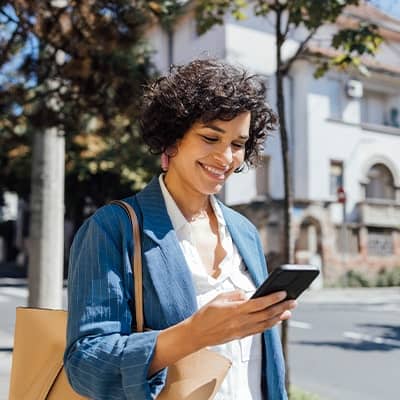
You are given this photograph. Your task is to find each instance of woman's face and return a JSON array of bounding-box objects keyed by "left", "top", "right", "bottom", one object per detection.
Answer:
[{"left": 166, "top": 112, "right": 251, "bottom": 196}]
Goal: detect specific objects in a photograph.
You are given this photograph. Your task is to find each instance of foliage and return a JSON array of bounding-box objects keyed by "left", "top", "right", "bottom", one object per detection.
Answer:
[
  {"left": 0, "top": 1, "right": 183, "bottom": 224},
  {"left": 375, "top": 267, "right": 400, "bottom": 287},
  {"left": 289, "top": 386, "right": 322, "bottom": 400},
  {"left": 195, "top": 0, "right": 248, "bottom": 33},
  {"left": 333, "top": 267, "right": 400, "bottom": 288},
  {"left": 341, "top": 269, "right": 371, "bottom": 287},
  {"left": 148, "top": 0, "right": 187, "bottom": 30},
  {"left": 195, "top": 0, "right": 382, "bottom": 78}
]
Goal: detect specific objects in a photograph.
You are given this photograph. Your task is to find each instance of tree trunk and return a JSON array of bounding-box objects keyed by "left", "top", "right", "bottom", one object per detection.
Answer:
[
  {"left": 28, "top": 128, "right": 65, "bottom": 308},
  {"left": 275, "top": 8, "right": 295, "bottom": 396}
]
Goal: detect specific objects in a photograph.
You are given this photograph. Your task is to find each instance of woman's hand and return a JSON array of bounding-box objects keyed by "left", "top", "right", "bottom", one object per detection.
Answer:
[
  {"left": 187, "top": 290, "right": 296, "bottom": 348},
  {"left": 148, "top": 290, "right": 295, "bottom": 376}
]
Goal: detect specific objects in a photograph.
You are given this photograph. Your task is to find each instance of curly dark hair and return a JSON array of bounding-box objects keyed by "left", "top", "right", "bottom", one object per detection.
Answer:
[{"left": 140, "top": 59, "right": 278, "bottom": 169}]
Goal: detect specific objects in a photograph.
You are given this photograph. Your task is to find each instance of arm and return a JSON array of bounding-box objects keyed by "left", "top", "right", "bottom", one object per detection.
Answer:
[
  {"left": 64, "top": 206, "right": 167, "bottom": 400},
  {"left": 148, "top": 289, "right": 295, "bottom": 376}
]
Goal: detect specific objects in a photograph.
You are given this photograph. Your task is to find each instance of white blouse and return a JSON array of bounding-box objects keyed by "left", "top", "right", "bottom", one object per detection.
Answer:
[{"left": 159, "top": 175, "right": 263, "bottom": 400}]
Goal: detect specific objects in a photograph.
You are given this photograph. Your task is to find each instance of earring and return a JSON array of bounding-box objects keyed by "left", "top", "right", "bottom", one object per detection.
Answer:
[
  {"left": 161, "top": 152, "right": 169, "bottom": 171},
  {"left": 234, "top": 163, "right": 245, "bottom": 173}
]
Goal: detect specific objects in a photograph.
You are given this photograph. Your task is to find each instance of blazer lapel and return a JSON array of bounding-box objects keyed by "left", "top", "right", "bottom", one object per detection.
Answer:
[
  {"left": 220, "top": 204, "right": 266, "bottom": 287},
  {"left": 135, "top": 177, "right": 197, "bottom": 326},
  {"left": 219, "top": 202, "right": 286, "bottom": 399}
]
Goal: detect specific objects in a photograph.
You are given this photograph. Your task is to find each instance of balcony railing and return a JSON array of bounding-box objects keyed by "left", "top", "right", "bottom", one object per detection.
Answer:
[{"left": 355, "top": 201, "right": 400, "bottom": 228}]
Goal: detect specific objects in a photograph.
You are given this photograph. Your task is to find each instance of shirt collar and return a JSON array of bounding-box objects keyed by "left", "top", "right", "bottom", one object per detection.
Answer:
[
  {"left": 158, "top": 174, "right": 227, "bottom": 232},
  {"left": 158, "top": 174, "right": 188, "bottom": 232},
  {"left": 209, "top": 195, "right": 227, "bottom": 228}
]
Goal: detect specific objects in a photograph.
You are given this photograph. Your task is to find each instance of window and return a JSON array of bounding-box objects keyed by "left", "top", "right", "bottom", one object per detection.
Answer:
[
  {"left": 336, "top": 227, "right": 359, "bottom": 254},
  {"left": 365, "top": 164, "right": 395, "bottom": 201},
  {"left": 387, "top": 107, "right": 400, "bottom": 128},
  {"left": 362, "top": 90, "right": 387, "bottom": 125},
  {"left": 367, "top": 228, "right": 393, "bottom": 256},
  {"left": 256, "top": 156, "right": 270, "bottom": 197},
  {"left": 361, "top": 90, "right": 400, "bottom": 128},
  {"left": 328, "top": 79, "right": 341, "bottom": 119},
  {"left": 330, "top": 160, "right": 343, "bottom": 196}
]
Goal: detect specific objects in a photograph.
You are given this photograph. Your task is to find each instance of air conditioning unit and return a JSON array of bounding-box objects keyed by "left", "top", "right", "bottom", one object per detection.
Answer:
[{"left": 346, "top": 79, "right": 363, "bottom": 98}]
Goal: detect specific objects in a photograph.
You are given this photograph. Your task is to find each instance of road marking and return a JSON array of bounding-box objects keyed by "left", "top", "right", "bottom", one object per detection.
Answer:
[
  {"left": 343, "top": 331, "right": 400, "bottom": 347},
  {"left": 0, "top": 287, "right": 28, "bottom": 299},
  {"left": 289, "top": 320, "right": 312, "bottom": 329},
  {"left": 365, "top": 304, "right": 400, "bottom": 312},
  {"left": 0, "top": 294, "right": 11, "bottom": 303}
]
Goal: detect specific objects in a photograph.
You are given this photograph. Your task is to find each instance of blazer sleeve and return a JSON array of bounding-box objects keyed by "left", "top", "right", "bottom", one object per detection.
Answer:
[{"left": 64, "top": 205, "right": 167, "bottom": 400}]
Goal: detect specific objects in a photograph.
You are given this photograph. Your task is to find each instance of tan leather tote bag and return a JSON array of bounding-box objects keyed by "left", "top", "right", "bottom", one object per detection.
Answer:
[{"left": 9, "top": 200, "right": 231, "bottom": 400}]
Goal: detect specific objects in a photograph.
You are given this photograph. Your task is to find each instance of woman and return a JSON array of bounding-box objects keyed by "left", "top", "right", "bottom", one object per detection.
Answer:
[{"left": 64, "top": 59, "right": 296, "bottom": 400}]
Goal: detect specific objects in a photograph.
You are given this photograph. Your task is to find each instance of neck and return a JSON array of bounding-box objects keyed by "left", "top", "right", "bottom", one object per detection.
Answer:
[{"left": 163, "top": 173, "right": 212, "bottom": 222}]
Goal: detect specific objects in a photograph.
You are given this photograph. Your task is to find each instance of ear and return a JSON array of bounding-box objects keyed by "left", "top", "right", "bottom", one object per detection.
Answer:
[{"left": 161, "top": 152, "right": 169, "bottom": 171}]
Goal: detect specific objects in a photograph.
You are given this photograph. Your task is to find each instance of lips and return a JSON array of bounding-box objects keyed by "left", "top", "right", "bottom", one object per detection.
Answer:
[{"left": 198, "top": 162, "right": 228, "bottom": 181}]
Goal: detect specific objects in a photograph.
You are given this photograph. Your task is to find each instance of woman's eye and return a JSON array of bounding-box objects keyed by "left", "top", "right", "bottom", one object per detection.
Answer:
[
  {"left": 233, "top": 142, "right": 245, "bottom": 149},
  {"left": 202, "top": 136, "right": 218, "bottom": 143}
]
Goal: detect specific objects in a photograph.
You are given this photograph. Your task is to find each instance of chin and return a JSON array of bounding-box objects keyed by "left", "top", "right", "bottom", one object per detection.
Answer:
[{"left": 207, "top": 183, "right": 224, "bottom": 195}]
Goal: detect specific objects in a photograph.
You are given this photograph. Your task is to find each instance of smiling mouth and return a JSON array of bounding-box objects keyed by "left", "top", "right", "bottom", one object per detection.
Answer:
[{"left": 199, "top": 162, "right": 228, "bottom": 181}]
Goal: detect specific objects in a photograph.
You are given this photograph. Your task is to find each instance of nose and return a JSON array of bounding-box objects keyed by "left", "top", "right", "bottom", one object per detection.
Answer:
[{"left": 213, "top": 144, "right": 233, "bottom": 166}]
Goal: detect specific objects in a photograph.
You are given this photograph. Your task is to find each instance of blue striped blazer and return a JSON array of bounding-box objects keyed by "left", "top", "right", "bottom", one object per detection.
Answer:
[{"left": 64, "top": 177, "right": 287, "bottom": 399}]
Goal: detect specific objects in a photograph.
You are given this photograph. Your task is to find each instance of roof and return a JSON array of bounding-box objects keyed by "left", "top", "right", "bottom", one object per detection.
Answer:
[
  {"left": 305, "top": 44, "right": 400, "bottom": 77},
  {"left": 304, "top": 2, "right": 400, "bottom": 77},
  {"left": 339, "top": 2, "right": 400, "bottom": 42}
]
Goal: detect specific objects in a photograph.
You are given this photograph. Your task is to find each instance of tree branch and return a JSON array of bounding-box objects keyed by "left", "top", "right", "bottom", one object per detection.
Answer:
[
  {"left": 0, "top": 86, "right": 63, "bottom": 114},
  {"left": 0, "top": 26, "right": 21, "bottom": 66},
  {"left": 282, "top": 12, "right": 290, "bottom": 40},
  {"left": 281, "top": 27, "right": 317, "bottom": 74},
  {"left": 0, "top": 8, "right": 19, "bottom": 24}
]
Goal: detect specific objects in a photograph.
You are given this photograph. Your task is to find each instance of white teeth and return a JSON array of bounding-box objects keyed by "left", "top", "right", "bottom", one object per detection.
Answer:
[{"left": 202, "top": 164, "right": 226, "bottom": 176}]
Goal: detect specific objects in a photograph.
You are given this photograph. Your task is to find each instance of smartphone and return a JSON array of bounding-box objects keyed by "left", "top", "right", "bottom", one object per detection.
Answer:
[{"left": 251, "top": 264, "right": 320, "bottom": 300}]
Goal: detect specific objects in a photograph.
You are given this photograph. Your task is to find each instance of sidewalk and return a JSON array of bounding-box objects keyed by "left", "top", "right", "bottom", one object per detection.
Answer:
[
  {"left": 1, "top": 286, "right": 399, "bottom": 399},
  {"left": 301, "top": 286, "right": 400, "bottom": 304}
]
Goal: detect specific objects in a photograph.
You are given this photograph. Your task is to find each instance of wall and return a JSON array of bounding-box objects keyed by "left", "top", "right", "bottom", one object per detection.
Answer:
[{"left": 145, "top": 12, "right": 226, "bottom": 72}]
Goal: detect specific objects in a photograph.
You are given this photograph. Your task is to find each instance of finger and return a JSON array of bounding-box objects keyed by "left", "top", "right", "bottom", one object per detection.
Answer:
[
  {"left": 245, "top": 291, "right": 287, "bottom": 313},
  {"left": 261, "top": 310, "right": 292, "bottom": 329},
  {"left": 252, "top": 299, "right": 296, "bottom": 323},
  {"left": 240, "top": 312, "right": 291, "bottom": 337},
  {"left": 218, "top": 290, "right": 247, "bottom": 303},
  {"left": 269, "top": 299, "right": 296, "bottom": 317},
  {"left": 279, "top": 310, "right": 292, "bottom": 321}
]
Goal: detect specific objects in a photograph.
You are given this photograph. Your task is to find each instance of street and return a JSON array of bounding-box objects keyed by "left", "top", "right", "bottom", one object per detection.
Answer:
[
  {"left": 0, "top": 284, "right": 399, "bottom": 400},
  {"left": 0, "top": 283, "right": 27, "bottom": 400},
  {"left": 289, "top": 288, "right": 400, "bottom": 400},
  {"left": 0, "top": 280, "right": 67, "bottom": 400}
]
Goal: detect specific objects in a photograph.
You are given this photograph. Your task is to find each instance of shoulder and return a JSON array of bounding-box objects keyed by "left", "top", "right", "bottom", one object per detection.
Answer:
[{"left": 73, "top": 197, "right": 137, "bottom": 247}]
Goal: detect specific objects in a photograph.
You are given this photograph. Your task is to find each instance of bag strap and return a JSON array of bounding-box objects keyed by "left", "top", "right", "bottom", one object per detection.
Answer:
[{"left": 110, "top": 200, "right": 144, "bottom": 333}]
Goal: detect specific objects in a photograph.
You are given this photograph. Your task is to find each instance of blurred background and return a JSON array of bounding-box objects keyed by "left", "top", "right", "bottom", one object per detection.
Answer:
[{"left": 1, "top": 1, "right": 399, "bottom": 399}]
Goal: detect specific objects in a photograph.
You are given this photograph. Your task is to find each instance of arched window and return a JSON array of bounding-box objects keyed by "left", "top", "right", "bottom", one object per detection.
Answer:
[{"left": 365, "top": 164, "right": 395, "bottom": 200}]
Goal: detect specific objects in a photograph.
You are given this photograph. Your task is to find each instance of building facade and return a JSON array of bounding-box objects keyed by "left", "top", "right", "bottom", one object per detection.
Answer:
[{"left": 146, "top": 3, "right": 400, "bottom": 284}]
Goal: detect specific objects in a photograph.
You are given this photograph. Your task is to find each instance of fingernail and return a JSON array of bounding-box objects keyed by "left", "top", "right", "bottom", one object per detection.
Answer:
[
  {"left": 289, "top": 300, "right": 297, "bottom": 308},
  {"left": 280, "top": 310, "right": 291, "bottom": 320},
  {"left": 279, "top": 291, "right": 287, "bottom": 299}
]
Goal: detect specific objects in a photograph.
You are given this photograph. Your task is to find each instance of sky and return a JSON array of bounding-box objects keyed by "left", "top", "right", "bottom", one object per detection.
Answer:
[{"left": 372, "top": 0, "right": 400, "bottom": 19}]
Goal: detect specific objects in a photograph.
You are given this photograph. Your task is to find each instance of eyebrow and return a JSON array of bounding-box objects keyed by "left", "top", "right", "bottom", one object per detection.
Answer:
[
  {"left": 202, "top": 123, "right": 225, "bottom": 133},
  {"left": 202, "top": 123, "right": 249, "bottom": 140}
]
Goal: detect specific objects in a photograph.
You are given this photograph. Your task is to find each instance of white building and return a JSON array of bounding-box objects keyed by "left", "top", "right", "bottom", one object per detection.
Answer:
[{"left": 146, "top": 2, "right": 400, "bottom": 283}]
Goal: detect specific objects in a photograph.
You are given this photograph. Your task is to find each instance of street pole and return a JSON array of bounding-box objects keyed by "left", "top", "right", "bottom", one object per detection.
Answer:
[
  {"left": 342, "top": 200, "right": 347, "bottom": 272},
  {"left": 338, "top": 186, "right": 347, "bottom": 286},
  {"left": 28, "top": 128, "right": 65, "bottom": 308}
]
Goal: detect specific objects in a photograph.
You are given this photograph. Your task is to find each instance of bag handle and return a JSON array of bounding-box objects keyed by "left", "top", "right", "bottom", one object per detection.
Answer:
[{"left": 110, "top": 200, "right": 144, "bottom": 333}]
